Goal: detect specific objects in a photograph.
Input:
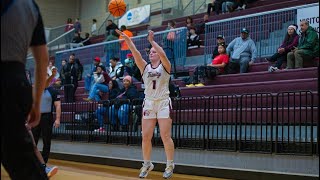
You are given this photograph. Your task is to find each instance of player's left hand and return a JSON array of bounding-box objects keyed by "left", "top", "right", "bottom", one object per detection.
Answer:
[{"left": 54, "top": 119, "right": 60, "bottom": 128}]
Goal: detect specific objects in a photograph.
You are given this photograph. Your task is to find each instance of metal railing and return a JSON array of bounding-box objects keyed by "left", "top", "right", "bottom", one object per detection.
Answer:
[
  {"left": 54, "top": 27, "right": 188, "bottom": 78},
  {"left": 52, "top": 91, "right": 318, "bottom": 155},
  {"left": 204, "top": 3, "right": 318, "bottom": 64}
]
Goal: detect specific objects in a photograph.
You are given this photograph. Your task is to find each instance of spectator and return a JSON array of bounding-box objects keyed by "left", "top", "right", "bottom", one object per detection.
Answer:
[
  {"left": 207, "top": 0, "right": 224, "bottom": 15},
  {"left": 91, "top": 19, "right": 97, "bottom": 36},
  {"left": 185, "top": 16, "right": 194, "bottom": 31},
  {"left": 63, "top": 54, "right": 79, "bottom": 102},
  {"left": 212, "top": 35, "right": 227, "bottom": 59},
  {"left": 226, "top": 27, "right": 257, "bottom": 73},
  {"left": 75, "top": 58, "right": 83, "bottom": 81},
  {"left": 94, "top": 80, "right": 121, "bottom": 132},
  {"left": 69, "top": 32, "right": 84, "bottom": 49},
  {"left": 106, "top": 19, "right": 118, "bottom": 37},
  {"left": 267, "top": 24, "right": 299, "bottom": 72},
  {"left": 186, "top": 44, "right": 229, "bottom": 87},
  {"left": 83, "top": 65, "right": 111, "bottom": 102},
  {"left": 109, "top": 75, "right": 140, "bottom": 131},
  {"left": 163, "top": 20, "right": 176, "bottom": 60},
  {"left": 82, "top": 33, "right": 91, "bottom": 46},
  {"left": 59, "top": 59, "right": 67, "bottom": 86},
  {"left": 187, "top": 27, "right": 200, "bottom": 49},
  {"left": 124, "top": 53, "right": 142, "bottom": 82},
  {"left": 119, "top": 25, "right": 133, "bottom": 62},
  {"left": 47, "top": 61, "right": 54, "bottom": 76},
  {"left": 104, "top": 30, "right": 120, "bottom": 62},
  {"left": 48, "top": 66, "right": 61, "bottom": 89},
  {"left": 64, "top": 18, "right": 74, "bottom": 43},
  {"left": 74, "top": 18, "right": 82, "bottom": 34},
  {"left": 109, "top": 57, "right": 124, "bottom": 88},
  {"left": 195, "top": 14, "right": 209, "bottom": 34},
  {"left": 222, "top": 0, "right": 237, "bottom": 13},
  {"left": 287, "top": 20, "right": 319, "bottom": 69},
  {"left": 85, "top": 57, "right": 105, "bottom": 93}
]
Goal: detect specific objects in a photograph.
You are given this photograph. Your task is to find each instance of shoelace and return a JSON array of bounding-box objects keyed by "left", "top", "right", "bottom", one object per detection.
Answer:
[
  {"left": 165, "top": 165, "right": 174, "bottom": 173},
  {"left": 140, "top": 163, "right": 150, "bottom": 172}
]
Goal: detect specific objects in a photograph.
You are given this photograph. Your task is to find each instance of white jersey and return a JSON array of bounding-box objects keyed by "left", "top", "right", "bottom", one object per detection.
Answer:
[{"left": 142, "top": 63, "right": 170, "bottom": 100}]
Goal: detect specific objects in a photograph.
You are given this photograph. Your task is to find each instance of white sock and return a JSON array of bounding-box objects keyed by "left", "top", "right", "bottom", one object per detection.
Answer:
[
  {"left": 166, "top": 160, "right": 174, "bottom": 167},
  {"left": 144, "top": 160, "right": 151, "bottom": 166}
]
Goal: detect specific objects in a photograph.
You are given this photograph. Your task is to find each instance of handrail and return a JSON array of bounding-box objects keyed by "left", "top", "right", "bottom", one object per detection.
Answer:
[
  {"left": 194, "top": 0, "right": 206, "bottom": 14},
  {"left": 97, "top": 13, "right": 113, "bottom": 35},
  {"left": 56, "top": 27, "right": 187, "bottom": 54},
  {"left": 45, "top": 24, "right": 67, "bottom": 30},
  {"left": 206, "top": 3, "right": 318, "bottom": 25},
  {"left": 182, "top": 0, "right": 194, "bottom": 12}
]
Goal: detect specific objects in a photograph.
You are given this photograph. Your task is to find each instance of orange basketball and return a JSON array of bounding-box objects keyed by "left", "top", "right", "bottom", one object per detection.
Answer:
[{"left": 108, "top": 0, "right": 126, "bottom": 17}]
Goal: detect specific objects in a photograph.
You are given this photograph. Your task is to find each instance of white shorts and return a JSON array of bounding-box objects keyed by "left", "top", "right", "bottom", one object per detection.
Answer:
[{"left": 142, "top": 98, "right": 172, "bottom": 119}]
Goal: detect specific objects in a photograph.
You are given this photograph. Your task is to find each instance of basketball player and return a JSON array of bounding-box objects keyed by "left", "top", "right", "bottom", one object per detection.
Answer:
[
  {"left": 1, "top": 0, "right": 48, "bottom": 179},
  {"left": 116, "top": 29, "right": 175, "bottom": 179}
]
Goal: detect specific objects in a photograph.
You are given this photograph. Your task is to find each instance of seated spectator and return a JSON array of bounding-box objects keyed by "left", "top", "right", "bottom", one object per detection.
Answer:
[
  {"left": 106, "top": 20, "right": 118, "bottom": 37},
  {"left": 212, "top": 35, "right": 227, "bottom": 59},
  {"left": 48, "top": 66, "right": 62, "bottom": 89},
  {"left": 82, "top": 33, "right": 91, "bottom": 46},
  {"left": 287, "top": 20, "right": 319, "bottom": 69},
  {"left": 185, "top": 16, "right": 194, "bottom": 31},
  {"left": 124, "top": 53, "right": 142, "bottom": 82},
  {"left": 222, "top": 0, "right": 237, "bottom": 13},
  {"left": 207, "top": 0, "right": 223, "bottom": 15},
  {"left": 85, "top": 57, "right": 105, "bottom": 93},
  {"left": 226, "top": 27, "right": 257, "bottom": 73},
  {"left": 47, "top": 61, "right": 54, "bottom": 76},
  {"left": 94, "top": 80, "right": 121, "bottom": 132},
  {"left": 266, "top": 24, "right": 299, "bottom": 72},
  {"left": 186, "top": 44, "right": 229, "bottom": 87},
  {"left": 108, "top": 57, "right": 125, "bottom": 88},
  {"left": 195, "top": 14, "right": 209, "bottom": 34},
  {"left": 109, "top": 76, "right": 140, "bottom": 131},
  {"left": 69, "top": 32, "right": 84, "bottom": 49},
  {"left": 187, "top": 27, "right": 200, "bottom": 49},
  {"left": 83, "top": 65, "right": 111, "bottom": 102}
]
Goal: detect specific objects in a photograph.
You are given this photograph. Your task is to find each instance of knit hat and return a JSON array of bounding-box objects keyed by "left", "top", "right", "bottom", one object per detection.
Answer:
[
  {"left": 123, "top": 75, "right": 132, "bottom": 84},
  {"left": 51, "top": 66, "right": 57, "bottom": 71},
  {"left": 217, "top": 35, "right": 225, "bottom": 39},
  {"left": 288, "top": 25, "right": 297, "bottom": 31},
  {"left": 94, "top": 57, "right": 101, "bottom": 62},
  {"left": 124, "top": 58, "right": 132, "bottom": 64},
  {"left": 241, "top": 28, "right": 249, "bottom": 34}
]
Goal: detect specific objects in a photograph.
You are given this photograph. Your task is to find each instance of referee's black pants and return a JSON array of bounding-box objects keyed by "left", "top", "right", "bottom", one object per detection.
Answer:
[
  {"left": 32, "top": 113, "right": 54, "bottom": 164},
  {"left": 1, "top": 62, "right": 48, "bottom": 180}
]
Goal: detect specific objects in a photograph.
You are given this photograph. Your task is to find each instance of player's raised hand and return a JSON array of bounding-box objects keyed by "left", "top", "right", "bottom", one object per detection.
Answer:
[
  {"left": 116, "top": 29, "right": 130, "bottom": 40},
  {"left": 148, "top": 30, "right": 155, "bottom": 42}
]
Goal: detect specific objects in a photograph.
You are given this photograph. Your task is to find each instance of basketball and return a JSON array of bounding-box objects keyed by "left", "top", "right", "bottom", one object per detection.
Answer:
[{"left": 108, "top": 0, "right": 126, "bottom": 17}]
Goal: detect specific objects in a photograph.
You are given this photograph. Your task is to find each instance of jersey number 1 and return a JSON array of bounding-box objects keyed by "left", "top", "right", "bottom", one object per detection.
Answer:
[{"left": 152, "top": 80, "right": 156, "bottom": 89}]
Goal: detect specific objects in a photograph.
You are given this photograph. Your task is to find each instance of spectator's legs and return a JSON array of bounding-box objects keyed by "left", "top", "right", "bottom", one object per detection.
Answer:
[
  {"left": 108, "top": 105, "right": 117, "bottom": 126},
  {"left": 93, "top": 84, "right": 109, "bottom": 101},
  {"left": 207, "top": 3, "right": 214, "bottom": 15},
  {"left": 39, "top": 113, "right": 54, "bottom": 163},
  {"left": 84, "top": 76, "right": 93, "bottom": 92},
  {"left": 239, "top": 57, "right": 250, "bottom": 73},
  {"left": 214, "top": 1, "right": 221, "bottom": 14},
  {"left": 71, "top": 83, "right": 78, "bottom": 102},
  {"left": 88, "top": 83, "right": 98, "bottom": 100},
  {"left": 294, "top": 50, "right": 313, "bottom": 69},
  {"left": 269, "top": 52, "right": 282, "bottom": 62},
  {"left": 118, "top": 104, "right": 129, "bottom": 126},
  {"left": 274, "top": 54, "right": 286, "bottom": 69},
  {"left": 96, "top": 107, "right": 107, "bottom": 128},
  {"left": 286, "top": 52, "right": 295, "bottom": 69},
  {"left": 221, "top": 2, "right": 227, "bottom": 13},
  {"left": 31, "top": 122, "right": 41, "bottom": 145}
]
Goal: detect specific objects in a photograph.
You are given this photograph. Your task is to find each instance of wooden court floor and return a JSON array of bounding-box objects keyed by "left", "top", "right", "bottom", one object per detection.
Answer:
[{"left": 2, "top": 159, "right": 228, "bottom": 180}]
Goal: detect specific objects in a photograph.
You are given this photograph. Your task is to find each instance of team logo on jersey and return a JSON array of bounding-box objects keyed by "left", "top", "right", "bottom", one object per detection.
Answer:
[
  {"left": 147, "top": 71, "right": 161, "bottom": 78},
  {"left": 143, "top": 110, "right": 150, "bottom": 116}
]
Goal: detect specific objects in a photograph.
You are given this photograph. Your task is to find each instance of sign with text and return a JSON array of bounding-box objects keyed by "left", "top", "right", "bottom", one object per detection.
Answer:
[
  {"left": 118, "top": 4, "right": 150, "bottom": 27},
  {"left": 297, "top": 5, "right": 319, "bottom": 35}
]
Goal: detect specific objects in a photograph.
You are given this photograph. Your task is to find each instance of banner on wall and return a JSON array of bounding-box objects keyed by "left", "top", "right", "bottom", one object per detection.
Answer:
[
  {"left": 297, "top": 5, "right": 319, "bottom": 35},
  {"left": 118, "top": 4, "right": 150, "bottom": 27}
]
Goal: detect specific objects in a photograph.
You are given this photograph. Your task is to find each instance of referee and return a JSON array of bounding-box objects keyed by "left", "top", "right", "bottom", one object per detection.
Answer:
[{"left": 1, "top": 0, "right": 49, "bottom": 179}]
